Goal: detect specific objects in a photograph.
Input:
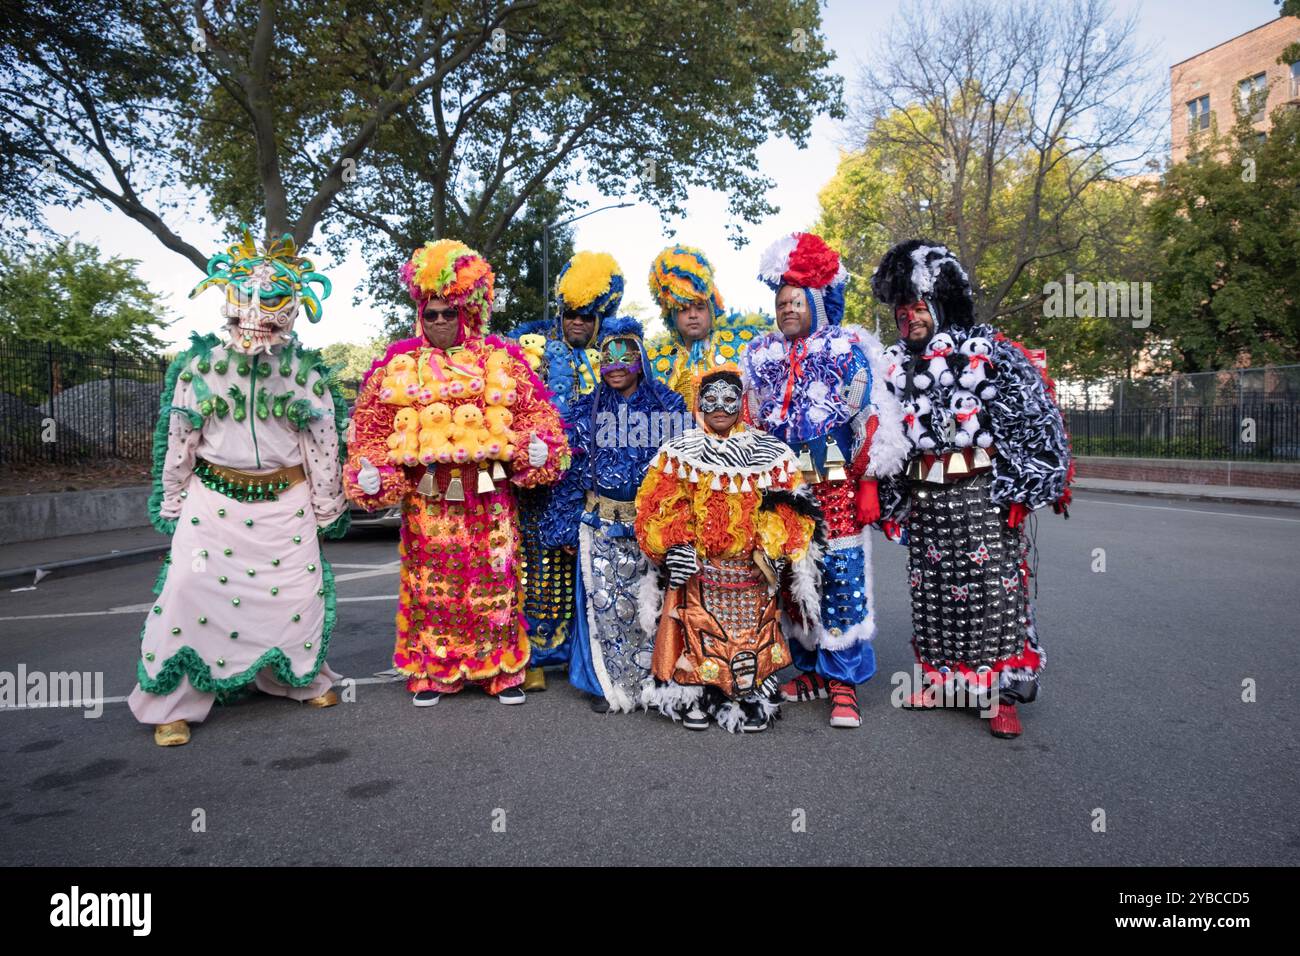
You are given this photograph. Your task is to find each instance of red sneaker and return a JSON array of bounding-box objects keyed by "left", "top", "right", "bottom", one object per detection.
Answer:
[
  {"left": 988, "top": 702, "right": 1022, "bottom": 738},
  {"left": 899, "top": 688, "right": 938, "bottom": 710},
  {"left": 780, "top": 672, "right": 829, "bottom": 703},
  {"left": 828, "top": 680, "right": 861, "bottom": 728}
]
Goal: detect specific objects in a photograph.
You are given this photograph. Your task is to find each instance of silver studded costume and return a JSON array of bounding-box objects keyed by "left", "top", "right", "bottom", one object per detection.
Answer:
[
  {"left": 905, "top": 471, "right": 1042, "bottom": 701},
  {"left": 870, "top": 240, "right": 1071, "bottom": 705}
]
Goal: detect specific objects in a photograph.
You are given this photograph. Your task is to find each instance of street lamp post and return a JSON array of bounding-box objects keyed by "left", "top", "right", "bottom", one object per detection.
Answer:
[{"left": 540, "top": 202, "right": 633, "bottom": 323}]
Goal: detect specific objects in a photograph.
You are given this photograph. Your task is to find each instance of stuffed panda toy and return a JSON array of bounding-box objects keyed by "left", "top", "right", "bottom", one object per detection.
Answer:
[
  {"left": 949, "top": 389, "right": 994, "bottom": 449},
  {"left": 958, "top": 336, "right": 997, "bottom": 400},
  {"left": 882, "top": 342, "right": 910, "bottom": 394},
  {"left": 901, "top": 393, "right": 940, "bottom": 451},
  {"left": 919, "top": 332, "right": 957, "bottom": 389}
]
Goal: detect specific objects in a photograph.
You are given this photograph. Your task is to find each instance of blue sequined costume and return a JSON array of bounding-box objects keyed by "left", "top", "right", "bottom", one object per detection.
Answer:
[{"left": 540, "top": 334, "right": 689, "bottom": 710}]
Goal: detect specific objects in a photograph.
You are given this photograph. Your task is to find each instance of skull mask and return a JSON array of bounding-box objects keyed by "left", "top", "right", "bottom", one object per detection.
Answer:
[{"left": 190, "top": 226, "right": 331, "bottom": 356}]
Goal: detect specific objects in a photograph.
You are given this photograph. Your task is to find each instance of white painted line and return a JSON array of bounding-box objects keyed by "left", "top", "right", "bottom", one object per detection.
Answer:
[{"left": 1085, "top": 499, "right": 1300, "bottom": 524}]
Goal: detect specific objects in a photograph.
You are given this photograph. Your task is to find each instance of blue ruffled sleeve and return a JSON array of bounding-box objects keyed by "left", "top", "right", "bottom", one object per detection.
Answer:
[{"left": 539, "top": 391, "right": 595, "bottom": 548}]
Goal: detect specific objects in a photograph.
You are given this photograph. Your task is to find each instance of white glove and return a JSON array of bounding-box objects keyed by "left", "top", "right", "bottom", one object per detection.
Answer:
[
  {"left": 527, "top": 433, "right": 548, "bottom": 468},
  {"left": 356, "top": 456, "right": 381, "bottom": 495}
]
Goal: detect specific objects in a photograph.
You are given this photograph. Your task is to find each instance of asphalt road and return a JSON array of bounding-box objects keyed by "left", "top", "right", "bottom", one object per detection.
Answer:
[{"left": 1, "top": 492, "right": 1297, "bottom": 866}]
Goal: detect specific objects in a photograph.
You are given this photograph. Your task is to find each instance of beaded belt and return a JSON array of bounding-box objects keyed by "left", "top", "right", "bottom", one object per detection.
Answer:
[
  {"left": 195, "top": 459, "right": 306, "bottom": 503},
  {"left": 584, "top": 492, "right": 636, "bottom": 523},
  {"left": 908, "top": 444, "right": 998, "bottom": 485}
]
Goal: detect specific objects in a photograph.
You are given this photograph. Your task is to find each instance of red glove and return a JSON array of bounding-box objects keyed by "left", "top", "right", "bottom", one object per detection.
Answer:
[
  {"left": 855, "top": 478, "right": 880, "bottom": 526},
  {"left": 1007, "top": 502, "right": 1029, "bottom": 529},
  {"left": 881, "top": 519, "right": 904, "bottom": 542}
]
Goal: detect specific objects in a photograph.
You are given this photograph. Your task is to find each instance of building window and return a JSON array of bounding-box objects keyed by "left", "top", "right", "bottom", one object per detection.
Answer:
[
  {"left": 1187, "top": 94, "right": 1210, "bottom": 131},
  {"left": 1292, "top": 61, "right": 1300, "bottom": 98},
  {"left": 1238, "top": 72, "right": 1266, "bottom": 122},
  {"left": 1257, "top": 131, "right": 1267, "bottom": 145}
]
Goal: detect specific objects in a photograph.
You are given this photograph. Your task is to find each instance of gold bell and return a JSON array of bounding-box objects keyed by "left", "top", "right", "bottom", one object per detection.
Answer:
[
  {"left": 491, "top": 460, "right": 507, "bottom": 481},
  {"left": 476, "top": 465, "right": 496, "bottom": 494},
  {"left": 797, "top": 447, "right": 822, "bottom": 484},
  {"left": 416, "top": 467, "right": 438, "bottom": 498},
  {"left": 946, "top": 451, "right": 969, "bottom": 476},
  {"left": 445, "top": 469, "right": 465, "bottom": 502},
  {"left": 823, "top": 437, "right": 848, "bottom": 483}
]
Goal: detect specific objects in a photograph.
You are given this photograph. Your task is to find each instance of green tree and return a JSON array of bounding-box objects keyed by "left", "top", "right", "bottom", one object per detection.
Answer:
[
  {"left": 2, "top": 0, "right": 841, "bottom": 273},
  {"left": 817, "top": 106, "right": 1158, "bottom": 380},
  {"left": 1146, "top": 104, "right": 1300, "bottom": 371},
  {"left": 0, "top": 240, "right": 168, "bottom": 355}
]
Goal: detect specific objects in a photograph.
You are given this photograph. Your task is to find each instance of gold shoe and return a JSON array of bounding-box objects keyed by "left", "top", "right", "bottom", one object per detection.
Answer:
[
  {"left": 305, "top": 689, "right": 339, "bottom": 708},
  {"left": 154, "top": 720, "right": 190, "bottom": 747},
  {"left": 521, "top": 667, "right": 547, "bottom": 692}
]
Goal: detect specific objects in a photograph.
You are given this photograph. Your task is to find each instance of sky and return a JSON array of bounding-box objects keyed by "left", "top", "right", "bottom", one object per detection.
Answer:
[{"left": 36, "top": 0, "right": 1287, "bottom": 352}]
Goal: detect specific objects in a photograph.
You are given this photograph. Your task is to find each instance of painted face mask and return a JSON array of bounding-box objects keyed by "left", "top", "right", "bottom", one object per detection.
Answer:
[
  {"left": 600, "top": 336, "right": 642, "bottom": 375},
  {"left": 699, "top": 379, "right": 742, "bottom": 416},
  {"left": 190, "top": 226, "right": 330, "bottom": 356}
]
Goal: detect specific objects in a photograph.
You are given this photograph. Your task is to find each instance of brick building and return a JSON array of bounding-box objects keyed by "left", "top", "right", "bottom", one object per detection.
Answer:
[{"left": 1170, "top": 16, "right": 1300, "bottom": 164}]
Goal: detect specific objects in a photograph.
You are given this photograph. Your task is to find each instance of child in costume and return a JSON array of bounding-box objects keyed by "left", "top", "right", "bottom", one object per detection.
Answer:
[
  {"left": 128, "top": 226, "right": 349, "bottom": 747},
  {"left": 508, "top": 251, "right": 623, "bottom": 691},
  {"left": 645, "top": 244, "right": 769, "bottom": 409},
  {"left": 345, "top": 239, "right": 569, "bottom": 707},
  {"left": 637, "top": 366, "right": 823, "bottom": 733},
  {"left": 742, "top": 232, "right": 909, "bottom": 729},
  {"left": 870, "top": 240, "right": 1072, "bottom": 738},
  {"left": 539, "top": 317, "right": 688, "bottom": 712}
]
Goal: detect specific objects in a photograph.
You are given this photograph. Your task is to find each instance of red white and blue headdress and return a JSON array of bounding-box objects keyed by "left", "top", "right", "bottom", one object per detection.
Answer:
[{"left": 756, "top": 232, "right": 849, "bottom": 331}]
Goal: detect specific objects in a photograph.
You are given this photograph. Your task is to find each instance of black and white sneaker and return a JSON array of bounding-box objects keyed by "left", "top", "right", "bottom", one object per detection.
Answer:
[
  {"left": 497, "top": 686, "right": 526, "bottom": 705},
  {"left": 412, "top": 690, "right": 441, "bottom": 707},
  {"left": 682, "top": 705, "right": 710, "bottom": 731},
  {"left": 741, "top": 712, "right": 770, "bottom": 733}
]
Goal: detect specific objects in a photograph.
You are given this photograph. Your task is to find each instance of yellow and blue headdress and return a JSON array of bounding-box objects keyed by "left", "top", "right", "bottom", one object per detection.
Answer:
[
  {"left": 190, "top": 224, "right": 331, "bottom": 322},
  {"left": 555, "top": 251, "right": 624, "bottom": 336},
  {"left": 648, "top": 244, "right": 724, "bottom": 319}
]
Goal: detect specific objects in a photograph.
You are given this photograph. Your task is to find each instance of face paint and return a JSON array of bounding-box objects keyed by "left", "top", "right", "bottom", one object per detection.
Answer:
[
  {"left": 599, "top": 336, "right": 642, "bottom": 374},
  {"left": 699, "top": 379, "right": 742, "bottom": 415}
]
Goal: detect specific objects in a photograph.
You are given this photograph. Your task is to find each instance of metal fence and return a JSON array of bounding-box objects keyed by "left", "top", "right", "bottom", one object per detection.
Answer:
[
  {"left": 1063, "top": 403, "right": 1300, "bottom": 461},
  {"left": 1057, "top": 365, "right": 1300, "bottom": 410},
  {"left": 0, "top": 339, "right": 171, "bottom": 465}
]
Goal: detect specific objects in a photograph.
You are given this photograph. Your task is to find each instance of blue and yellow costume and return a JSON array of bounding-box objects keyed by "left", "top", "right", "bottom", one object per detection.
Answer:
[
  {"left": 645, "top": 244, "right": 769, "bottom": 409},
  {"left": 508, "top": 252, "right": 624, "bottom": 680}
]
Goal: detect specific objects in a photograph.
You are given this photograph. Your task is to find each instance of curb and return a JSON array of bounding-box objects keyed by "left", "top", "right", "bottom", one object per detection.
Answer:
[
  {"left": 1073, "top": 483, "right": 1300, "bottom": 510},
  {"left": 0, "top": 543, "right": 169, "bottom": 583}
]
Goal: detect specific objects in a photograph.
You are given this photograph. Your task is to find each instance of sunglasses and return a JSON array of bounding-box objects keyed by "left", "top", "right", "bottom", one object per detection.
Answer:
[{"left": 426, "top": 307, "right": 460, "bottom": 321}]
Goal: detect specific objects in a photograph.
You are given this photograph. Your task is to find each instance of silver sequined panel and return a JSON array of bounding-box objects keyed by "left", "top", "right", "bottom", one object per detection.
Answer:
[
  {"left": 906, "top": 471, "right": 1029, "bottom": 668},
  {"left": 588, "top": 519, "right": 654, "bottom": 700}
]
